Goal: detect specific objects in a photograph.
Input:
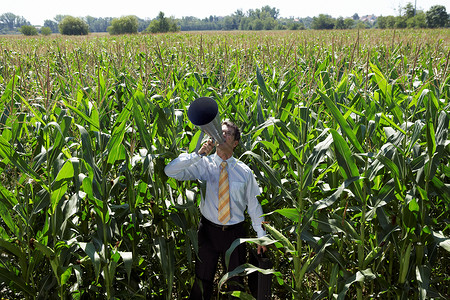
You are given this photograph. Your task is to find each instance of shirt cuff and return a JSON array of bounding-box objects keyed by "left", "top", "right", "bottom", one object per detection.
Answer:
[
  {"left": 256, "top": 227, "right": 266, "bottom": 238},
  {"left": 190, "top": 152, "right": 203, "bottom": 161}
]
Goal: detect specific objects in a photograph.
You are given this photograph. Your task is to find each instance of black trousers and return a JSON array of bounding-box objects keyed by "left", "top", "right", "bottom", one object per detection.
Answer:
[{"left": 189, "top": 217, "right": 247, "bottom": 300}]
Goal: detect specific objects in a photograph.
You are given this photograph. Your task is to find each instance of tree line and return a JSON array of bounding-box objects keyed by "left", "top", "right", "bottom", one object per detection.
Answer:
[
  {"left": 377, "top": 3, "right": 449, "bottom": 28},
  {"left": 308, "top": 4, "right": 449, "bottom": 30},
  {"left": 0, "top": 3, "right": 448, "bottom": 36}
]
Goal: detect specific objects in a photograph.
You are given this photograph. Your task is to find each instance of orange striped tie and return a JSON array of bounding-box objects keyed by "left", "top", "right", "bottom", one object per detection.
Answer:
[{"left": 218, "top": 161, "right": 230, "bottom": 224}]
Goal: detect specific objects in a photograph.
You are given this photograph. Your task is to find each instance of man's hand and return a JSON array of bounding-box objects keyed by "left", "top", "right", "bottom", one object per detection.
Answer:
[
  {"left": 257, "top": 245, "right": 267, "bottom": 255},
  {"left": 197, "top": 139, "right": 215, "bottom": 156}
]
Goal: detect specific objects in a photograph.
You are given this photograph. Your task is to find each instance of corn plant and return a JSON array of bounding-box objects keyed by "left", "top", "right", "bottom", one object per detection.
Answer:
[{"left": 0, "top": 30, "right": 449, "bottom": 299}]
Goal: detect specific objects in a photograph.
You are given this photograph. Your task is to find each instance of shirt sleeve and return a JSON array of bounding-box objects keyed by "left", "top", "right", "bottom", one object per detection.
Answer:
[
  {"left": 164, "top": 152, "right": 206, "bottom": 181},
  {"left": 246, "top": 172, "right": 266, "bottom": 238}
]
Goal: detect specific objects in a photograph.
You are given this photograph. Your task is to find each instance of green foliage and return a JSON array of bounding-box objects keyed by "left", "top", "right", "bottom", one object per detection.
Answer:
[
  {"left": 344, "top": 18, "right": 355, "bottom": 29},
  {"left": 0, "top": 12, "right": 31, "bottom": 34},
  {"left": 108, "top": 15, "right": 139, "bottom": 35},
  {"left": 378, "top": 3, "right": 448, "bottom": 29},
  {"left": 426, "top": 5, "right": 449, "bottom": 28},
  {"left": 395, "top": 16, "right": 408, "bottom": 28},
  {"left": 1, "top": 4, "right": 449, "bottom": 34},
  {"left": 0, "top": 30, "right": 448, "bottom": 299},
  {"left": 335, "top": 17, "right": 345, "bottom": 29},
  {"left": 286, "top": 21, "right": 305, "bottom": 30},
  {"left": 19, "top": 25, "right": 38, "bottom": 36},
  {"left": 145, "top": 11, "right": 179, "bottom": 33},
  {"left": 40, "top": 27, "right": 52, "bottom": 36},
  {"left": 311, "top": 14, "right": 336, "bottom": 30},
  {"left": 0, "top": 12, "right": 18, "bottom": 30},
  {"left": 84, "top": 15, "right": 112, "bottom": 32},
  {"left": 0, "top": 12, "right": 29, "bottom": 30},
  {"left": 58, "top": 16, "right": 89, "bottom": 35},
  {"left": 335, "top": 17, "right": 355, "bottom": 29},
  {"left": 43, "top": 19, "right": 58, "bottom": 33},
  {"left": 406, "top": 12, "right": 427, "bottom": 28},
  {"left": 403, "top": 2, "right": 416, "bottom": 19},
  {"left": 178, "top": 6, "right": 305, "bottom": 31}
]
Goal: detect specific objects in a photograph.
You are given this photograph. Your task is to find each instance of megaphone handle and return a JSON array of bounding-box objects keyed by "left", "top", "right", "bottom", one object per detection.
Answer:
[{"left": 194, "top": 131, "right": 205, "bottom": 156}]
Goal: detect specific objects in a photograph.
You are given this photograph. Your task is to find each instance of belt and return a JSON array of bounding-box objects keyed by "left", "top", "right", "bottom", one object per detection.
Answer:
[{"left": 201, "top": 216, "right": 244, "bottom": 231}]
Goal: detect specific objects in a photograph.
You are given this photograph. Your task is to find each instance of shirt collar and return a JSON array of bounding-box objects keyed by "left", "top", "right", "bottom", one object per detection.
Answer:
[{"left": 213, "top": 153, "right": 235, "bottom": 165}]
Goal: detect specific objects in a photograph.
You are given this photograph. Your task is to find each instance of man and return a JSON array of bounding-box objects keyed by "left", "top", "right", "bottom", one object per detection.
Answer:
[{"left": 164, "top": 120, "right": 267, "bottom": 299}]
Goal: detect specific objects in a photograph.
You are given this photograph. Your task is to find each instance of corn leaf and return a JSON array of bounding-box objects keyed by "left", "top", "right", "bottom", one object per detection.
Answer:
[
  {"left": 337, "top": 268, "right": 375, "bottom": 300},
  {"left": 51, "top": 160, "right": 74, "bottom": 213},
  {"left": 319, "top": 90, "right": 363, "bottom": 153},
  {"left": 0, "top": 266, "right": 35, "bottom": 296},
  {"left": 0, "top": 136, "right": 44, "bottom": 187},
  {"left": 79, "top": 242, "right": 101, "bottom": 279}
]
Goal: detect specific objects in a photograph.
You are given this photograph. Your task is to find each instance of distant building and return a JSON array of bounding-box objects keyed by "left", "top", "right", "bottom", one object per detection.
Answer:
[{"left": 360, "top": 15, "right": 377, "bottom": 24}]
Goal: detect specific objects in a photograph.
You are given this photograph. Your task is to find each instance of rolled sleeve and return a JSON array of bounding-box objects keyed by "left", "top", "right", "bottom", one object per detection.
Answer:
[
  {"left": 164, "top": 152, "right": 203, "bottom": 181},
  {"left": 246, "top": 173, "right": 266, "bottom": 238}
]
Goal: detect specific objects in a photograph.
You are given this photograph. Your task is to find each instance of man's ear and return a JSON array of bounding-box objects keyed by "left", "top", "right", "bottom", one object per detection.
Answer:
[{"left": 232, "top": 140, "right": 239, "bottom": 149}]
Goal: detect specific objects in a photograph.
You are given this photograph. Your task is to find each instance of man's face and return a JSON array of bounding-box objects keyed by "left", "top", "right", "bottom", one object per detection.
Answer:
[{"left": 222, "top": 125, "right": 239, "bottom": 149}]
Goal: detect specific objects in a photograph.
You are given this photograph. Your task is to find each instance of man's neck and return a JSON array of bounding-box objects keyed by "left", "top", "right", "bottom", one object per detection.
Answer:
[
  {"left": 216, "top": 142, "right": 234, "bottom": 161},
  {"left": 216, "top": 149, "right": 233, "bottom": 161}
]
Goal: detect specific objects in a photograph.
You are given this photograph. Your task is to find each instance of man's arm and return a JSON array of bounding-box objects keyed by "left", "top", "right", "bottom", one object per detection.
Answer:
[
  {"left": 164, "top": 153, "right": 203, "bottom": 181},
  {"left": 164, "top": 140, "right": 215, "bottom": 180},
  {"left": 248, "top": 198, "right": 266, "bottom": 238},
  {"left": 245, "top": 172, "right": 267, "bottom": 254}
]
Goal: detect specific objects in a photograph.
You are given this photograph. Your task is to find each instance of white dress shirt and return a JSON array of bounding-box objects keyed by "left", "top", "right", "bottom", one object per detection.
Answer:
[{"left": 164, "top": 152, "right": 266, "bottom": 238}]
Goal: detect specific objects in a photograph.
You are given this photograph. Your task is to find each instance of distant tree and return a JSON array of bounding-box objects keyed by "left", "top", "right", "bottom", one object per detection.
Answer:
[
  {"left": 145, "top": 12, "right": 179, "bottom": 33},
  {"left": 91, "top": 17, "right": 113, "bottom": 32},
  {"left": 239, "top": 18, "right": 251, "bottom": 30},
  {"left": 301, "top": 17, "right": 313, "bottom": 29},
  {"left": 84, "top": 16, "right": 97, "bottom": 32},
  {"left": 159, "top": 12, "right": 171, "bottom": 32},
  {"left": 108, "top": 15, "right": 138, "bottom": 34},
  {"left": 247, "top": 9, "right": 259, "bottom": 19},
  {"left": 223, "top": 16, "right": 235, "bottom": 30},
  {"left": 234, "top": 9, "right": 244, "bottom": 19},
  {"left": 20, "top": 25, "right": 38, "bottom": 36},
  {"left": 0, "top": 13, "right": 30, "bottom": 33},
  {"left": 352, "top": 13, "right": 359, "bottom": 20},
  {"left": 357, "top": 20, "right": 372, "bottom": 29},
  {"left": 15, "top": 16, "right": 29, "bottom": 27},
  {"left": 426, "top": 5, "right": 449, "bottom": 28},
  {"left": 263, "top": 17, "right": 276, "bottom": 30},
  {"left": 344, "top": 18, "right": 355, "bottom": 29},
  {"left": 289, "top": 21, "right": 305, "bottom": 30},
  {"left": 0, "top": 13, "right": 17, "bottom": 29},
  {"left": 395, "top": 16, "right": 407, "bottom": 28},
  {"left": 275, "top": 23, "right": 286, "bottom": 30},
  {"left": 261, "top": 5, "right": 279, "bottom": 19},
  {"left": 44, "top": 19, "right": 58, "bottom": 33},
  {"left": 137, "top": 18, "right": 151, "bottom": 32},
  {"left": 377, "top": 16, "right": 388, "bottom": 29},
  {"left": 59, "top": 16, "right": 89, "bottom": 35},
  {"left": 54, "top": 15, "right": 68, "bottom": 23},
  {"left": 407, "top": 11, "right": 427, "bottom": 28},
  {"left": 311, "top": 14, "right": 335, "bottom": 30},
  {"left": 382, "top": 15, "right": 397, "bottom": 28},
  {"left": 404, "top": 2, "right": 416, "bottom": 19},
  {"left": 378, "top": 15, "right": 407, "bottom": 29},
  {"left": 252, "top": 19, "right": 264, "bottom": 30},
  {"left": 335, "top": 17, "right": 346, "bottom": 29},
  {"left": 232, "top": 9, "right": 245, "bottom": 28},
  {"left": 41, "top": 27, "right": 52, "bottom": 36}
]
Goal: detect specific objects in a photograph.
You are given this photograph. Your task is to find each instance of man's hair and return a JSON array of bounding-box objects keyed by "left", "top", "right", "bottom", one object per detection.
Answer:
[{"left": 222, "top": 120, "right": 241, "bottom": 142}]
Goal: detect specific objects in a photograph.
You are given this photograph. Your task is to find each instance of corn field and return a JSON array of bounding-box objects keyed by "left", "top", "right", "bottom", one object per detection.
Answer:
[{"left": 0, "top": 29, "right": 449, "bottom": 299}]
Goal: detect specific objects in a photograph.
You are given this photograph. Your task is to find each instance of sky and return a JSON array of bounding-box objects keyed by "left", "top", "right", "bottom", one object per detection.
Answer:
[{"left": 2, "top": 0, "right": 447, "bottom": 25}]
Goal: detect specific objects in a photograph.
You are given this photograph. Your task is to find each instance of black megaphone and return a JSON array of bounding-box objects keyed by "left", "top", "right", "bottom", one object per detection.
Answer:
[{"left": 187, "top": 97, "right": 225, "bottom": 145}]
